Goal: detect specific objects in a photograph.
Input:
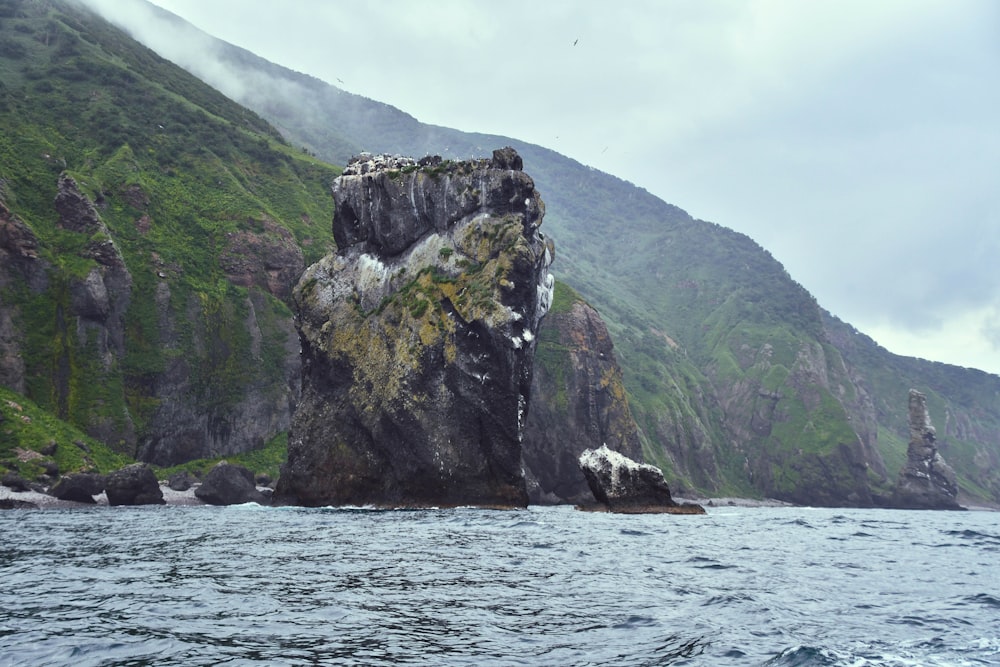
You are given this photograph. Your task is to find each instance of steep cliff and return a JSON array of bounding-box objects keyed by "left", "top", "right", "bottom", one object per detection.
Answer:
[
  {"left": 276, "top": 148, "right": 554, "bottom": 507},
  {"left": 522, "top": 282, "right": 644, "bottom": 504}
]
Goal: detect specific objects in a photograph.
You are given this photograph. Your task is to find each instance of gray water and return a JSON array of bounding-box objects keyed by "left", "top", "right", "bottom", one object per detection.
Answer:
[{"left": 1, "top": 504, "right": 998, "bottom": 666}]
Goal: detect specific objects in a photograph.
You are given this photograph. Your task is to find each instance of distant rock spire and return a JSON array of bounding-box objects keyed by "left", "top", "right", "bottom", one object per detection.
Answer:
[{"left": 890, "top": 389, "right": 963, "bottom": 510}]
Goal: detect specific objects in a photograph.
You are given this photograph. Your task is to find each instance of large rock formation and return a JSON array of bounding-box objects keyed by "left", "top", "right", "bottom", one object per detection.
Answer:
[
  {"left": 891, "top": 389, "right": 963, "bottom": 510},
  {"left": 578, "top": 445, "right": 705, "bottom": 514},
  {"left": 275, "top": 148, "right": 554, "bottom": 507},
  {"left": 523, "top": 283, "right": 645, "bottom": 504}
]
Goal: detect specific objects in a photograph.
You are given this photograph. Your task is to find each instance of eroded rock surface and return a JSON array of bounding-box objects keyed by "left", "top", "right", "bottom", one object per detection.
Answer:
[
  {"left": 276, "top": 148, "right": 554, "bottom": 507},
  {"left": 891, "top": 390, "right": 963, "bottom": 510},
  {"left": 578, "top": 445, "right": 705, "bottom": 514}
]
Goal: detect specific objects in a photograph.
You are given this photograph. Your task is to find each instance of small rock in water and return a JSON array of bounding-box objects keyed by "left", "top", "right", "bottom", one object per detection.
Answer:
[{"left": 578, "top": 445, "right": 704, "bottom": 514}]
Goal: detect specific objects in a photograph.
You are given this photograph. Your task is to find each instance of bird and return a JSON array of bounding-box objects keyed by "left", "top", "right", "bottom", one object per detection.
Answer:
[{"left": 573, "top": 38, "right": 578, "bottom": 46}]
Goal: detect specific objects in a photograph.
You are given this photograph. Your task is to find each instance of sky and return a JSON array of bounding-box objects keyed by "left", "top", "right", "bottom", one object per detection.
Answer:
[{"left": 85, "top": 0, "right": 1000, "bottom": 375}]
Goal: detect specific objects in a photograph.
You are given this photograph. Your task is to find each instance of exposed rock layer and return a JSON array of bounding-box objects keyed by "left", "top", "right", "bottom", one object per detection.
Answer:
[
  {"left": 891, "top": 390, "right": 963, "bottom": 510},
  {"left": 276, "top": 149, "right": 554, "bottom": 507}
]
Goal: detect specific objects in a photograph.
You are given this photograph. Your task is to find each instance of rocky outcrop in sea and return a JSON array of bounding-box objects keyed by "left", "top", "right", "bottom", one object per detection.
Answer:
[
  {"left": 275, "top": 148, "right": 554, "bottom": 508},
  {"left": 578, "top": 444, "right": 705, "bottom": 514},
  {"left": 891, "top": 389, "right": 963, "bottom": 510}
]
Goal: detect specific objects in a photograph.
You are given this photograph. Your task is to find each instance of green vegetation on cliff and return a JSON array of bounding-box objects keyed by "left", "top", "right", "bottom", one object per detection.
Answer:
[
  {"left": 0, "top": 0, "right": 338, "bottom": 463},
  {"left": 0, "top": 386, "right": 130, "bottom": 478}
]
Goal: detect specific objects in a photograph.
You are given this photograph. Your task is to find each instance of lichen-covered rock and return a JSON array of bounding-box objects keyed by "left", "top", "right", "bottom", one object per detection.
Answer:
[
  {"left": 891, "top": 390, "right": 963, "bottom": 510},
  {"left": 578, "top": 445, "right": 705, "bottom": 514},
  {"left": 276, "top": 148, "right": 554, "bottom": 508},
  {"left": 522, "top": 285, "right": 644, "bottom": 504},
  {"left": 105, "top": 463, "right": 164, "bottom": 506}
]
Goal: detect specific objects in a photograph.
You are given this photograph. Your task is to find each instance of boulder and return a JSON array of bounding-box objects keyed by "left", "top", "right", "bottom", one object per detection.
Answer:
[
  {"left": 195, "top": 462, "right": 266, "bottom": 506},
  {"left": 276, "top": 148, "right": 554, "bottom": 508},
  {"left": 105, "top": 463, "right": 165, "bottom": 506},
  {"left": 167, "top": 470, "right": 198, "bottom": 492},
  {"left": 891, "top": 390, "right": 964, "bottom": 510},
  {"left": 2, "top": 471, "right": 31, "bottom": 492},
  {"left": 48, "top": 472, "right": 105, "bottom": 503},
  {"left": 578, "top": 445, "right": 705, "bottom": 514}
]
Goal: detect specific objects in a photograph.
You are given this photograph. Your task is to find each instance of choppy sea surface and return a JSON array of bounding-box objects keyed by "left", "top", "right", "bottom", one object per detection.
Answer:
[{"left": 1, "top": 504, "right": 998, "bottom": 666}]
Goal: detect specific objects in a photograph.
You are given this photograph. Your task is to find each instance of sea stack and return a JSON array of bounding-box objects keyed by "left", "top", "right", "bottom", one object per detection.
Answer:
[
  {"left": 891, "top": 389, "right": 963, "bottom": 510},
  {"left": 275, "top": 148, "right": 554, "bottom": 508}
]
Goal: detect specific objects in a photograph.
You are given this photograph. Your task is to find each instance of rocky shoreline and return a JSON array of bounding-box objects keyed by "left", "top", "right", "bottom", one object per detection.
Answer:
[
  {"left": 0, "top": 483, "right": 208, "bottom": 509},
  {"left": 0, "top": 482, "right": 788, "bottom": 511}
]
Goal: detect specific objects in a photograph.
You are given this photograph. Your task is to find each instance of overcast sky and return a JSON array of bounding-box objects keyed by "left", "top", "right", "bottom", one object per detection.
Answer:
[{"left": 89, "top": 0, "right": 1000, "bottom": 375}]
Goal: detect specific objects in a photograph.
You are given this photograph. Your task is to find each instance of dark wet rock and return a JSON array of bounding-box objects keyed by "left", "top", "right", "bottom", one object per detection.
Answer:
[
  {"left": 0, "top": 498, "right": 38, "bottom": 510},
  {"left": 276, "top": 148, "right": 554, "bottom": 508},
  {"left": 2, "top": 472, "right": 31, "bottom": 492},
  {"left": 167, "top": 470, "right": 198, "bottom": 492},
  {"left": 195, "top": 462, "right": 266, "bottom": 505},
  {"left": 49, "top": 473, "right": 105, "bottom": 503},
  {"left": 105, "top": 463, "right": 165, "bottom": 506},
  {"left": 891, "top": 390, "right": 964, "bottom": 510},
  {"left": 578, "top": 445, "right": 705, "bottom": 514},
  {"left": 254, "top": 473, "right": 272, "bottom": 487}
]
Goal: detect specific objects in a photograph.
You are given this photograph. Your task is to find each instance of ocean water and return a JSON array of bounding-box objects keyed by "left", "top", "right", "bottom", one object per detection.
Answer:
[{"left": 1, "top": 505, "right": 998, "bottom": 666}]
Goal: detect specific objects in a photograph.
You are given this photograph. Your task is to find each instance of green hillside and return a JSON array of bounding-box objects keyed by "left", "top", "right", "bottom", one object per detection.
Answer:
[{"left": 0, "top": 0, "right": 338, "bottom": 465}]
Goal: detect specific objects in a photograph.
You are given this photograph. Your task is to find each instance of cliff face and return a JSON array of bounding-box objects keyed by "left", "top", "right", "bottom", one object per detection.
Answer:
[
  {"left": 891, "top": 389, "right": 962, "bottom": 509},
  {"left": 276, "top": 148, "right": 554, "bottom": 507},
  {"left": 0, "top": 196, "right": 43, "bottom": 394},
  {"left": 523, "top": 283, "right": 644, "bottom": 504},
  {"left": 1, "top": 175, "right": 308, "bottom": 466}
]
